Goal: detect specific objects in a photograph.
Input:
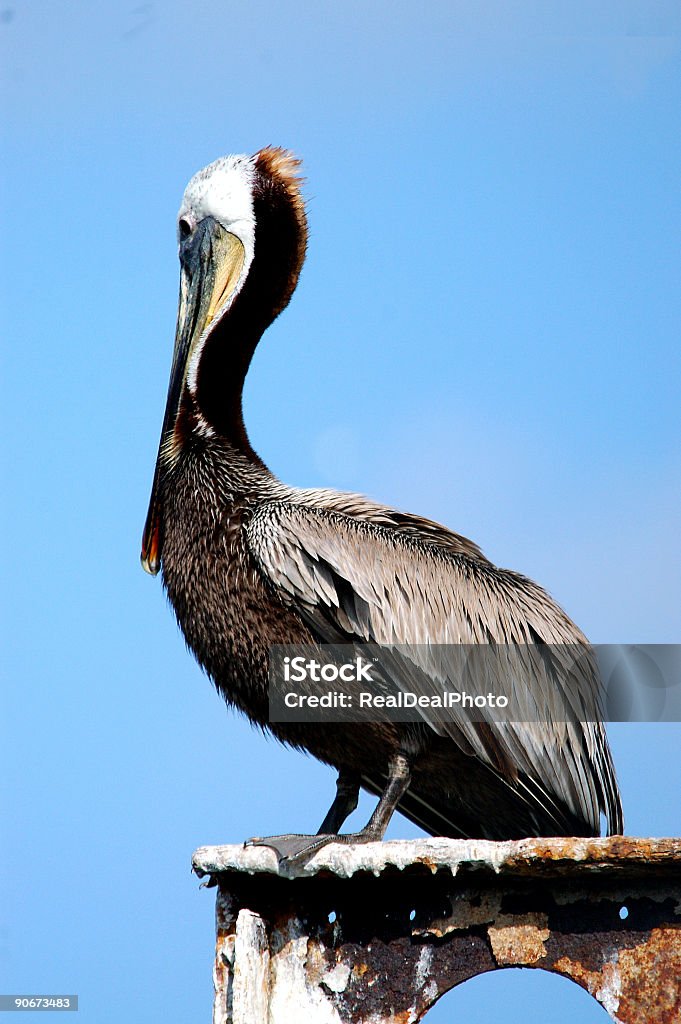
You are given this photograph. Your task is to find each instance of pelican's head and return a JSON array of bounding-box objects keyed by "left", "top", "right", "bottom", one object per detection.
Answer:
[
  {"left": 174, "top": 154, "right": 257, "bottom": 395},
  {"left": 141, "top": 147, "right": 307, "bottom": 575}
]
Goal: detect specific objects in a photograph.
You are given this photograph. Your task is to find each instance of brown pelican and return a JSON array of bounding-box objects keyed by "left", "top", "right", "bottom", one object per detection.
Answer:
[{"left": 141, "top": 147, "right": 622, "bottom": 859}]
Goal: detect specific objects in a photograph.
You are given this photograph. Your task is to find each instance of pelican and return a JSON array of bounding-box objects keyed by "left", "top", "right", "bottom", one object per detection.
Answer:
[{"left": 141, "top": 147, "right": 622, "bottom": 859}]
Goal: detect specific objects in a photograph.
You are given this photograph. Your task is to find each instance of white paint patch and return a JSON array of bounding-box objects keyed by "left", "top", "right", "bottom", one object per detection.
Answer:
[
  {"left": 268, "top": 928, "right": 344, "bottom": 1024},
  {"left": 321, "top": 963, "right": 351, "bottom": 993},
  {"left": 423, "top": 978, "right": 438, "bottom": 1005},
  {"left": 414, "top": 944, "right": 434, "bottom": 989},
  {"left": 231, "top": 910, "right": 270, "bottom": 1024},
  {"left": 594, "top": 960, "right": 622, "bottom": 1017}
]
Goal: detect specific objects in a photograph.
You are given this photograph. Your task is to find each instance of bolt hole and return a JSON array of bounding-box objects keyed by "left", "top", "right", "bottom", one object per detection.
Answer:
[
  {"left": 619, "top": 905, "right": 629, "bottom": 920},
  {"left": 409, "top": 909, "right": 417, "bottom": 921},
  {"left": 328, "top": 910, "right": 337, "bottom": 924}
]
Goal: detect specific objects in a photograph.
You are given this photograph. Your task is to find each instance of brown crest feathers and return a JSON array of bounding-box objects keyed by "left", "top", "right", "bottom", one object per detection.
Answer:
[{"left": 255, "top": 146, "right": 306, "bottom": 209}]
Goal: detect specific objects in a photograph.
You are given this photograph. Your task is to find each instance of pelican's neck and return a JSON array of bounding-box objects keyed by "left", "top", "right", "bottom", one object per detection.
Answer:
[{"left": 192, "top": 303, "right": 266, "bottom": 464}]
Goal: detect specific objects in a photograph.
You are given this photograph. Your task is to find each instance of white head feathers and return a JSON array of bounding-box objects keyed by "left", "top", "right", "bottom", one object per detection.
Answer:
[{"left": 178, "top": 154, "right": 257, "bottom": 274}]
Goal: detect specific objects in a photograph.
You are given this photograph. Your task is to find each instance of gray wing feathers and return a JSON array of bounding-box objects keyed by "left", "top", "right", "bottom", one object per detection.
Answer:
[{"left": 246, "top": 502, "right": 622, "bottom": 835}]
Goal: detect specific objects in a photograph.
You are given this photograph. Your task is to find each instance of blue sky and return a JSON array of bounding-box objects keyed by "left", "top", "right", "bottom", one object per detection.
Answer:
[{"left": 2, "top": 2, "right": 680, "bottom": 1021}]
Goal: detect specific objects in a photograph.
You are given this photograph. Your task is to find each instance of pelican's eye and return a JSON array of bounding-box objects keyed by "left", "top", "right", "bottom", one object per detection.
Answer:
[{"left": 178, "top": 218, "right": 192, "bottom": 240}]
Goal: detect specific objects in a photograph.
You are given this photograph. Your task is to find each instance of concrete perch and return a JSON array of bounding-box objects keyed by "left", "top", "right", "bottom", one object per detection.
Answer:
[{"left": 192, "top": 836, "right": 681, "bottom": 1023}]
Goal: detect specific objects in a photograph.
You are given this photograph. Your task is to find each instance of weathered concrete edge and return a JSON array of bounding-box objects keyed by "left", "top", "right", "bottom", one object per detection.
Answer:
[{"left": 192, "top": 835, "right": 681, "bottom": 882}]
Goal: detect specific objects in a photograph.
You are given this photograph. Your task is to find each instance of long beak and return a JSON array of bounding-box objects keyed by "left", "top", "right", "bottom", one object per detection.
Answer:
[{"left": 141, "top": 217, "right": 245, "bottom": 575}]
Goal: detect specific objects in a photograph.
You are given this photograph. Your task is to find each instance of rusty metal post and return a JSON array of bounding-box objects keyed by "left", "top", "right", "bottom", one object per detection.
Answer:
[{"left": 193, "top": 837, "right": 681, "bottom": 1024}]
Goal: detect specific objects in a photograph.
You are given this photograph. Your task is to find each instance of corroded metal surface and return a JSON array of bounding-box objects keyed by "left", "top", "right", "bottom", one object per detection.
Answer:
[{"left": 194, "top": 837, "right": 681, "bottom": 1023}]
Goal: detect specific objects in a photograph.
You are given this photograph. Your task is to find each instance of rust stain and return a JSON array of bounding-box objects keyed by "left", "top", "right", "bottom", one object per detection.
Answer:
[
  {"left": 616, "top": 926, "right": 681, "bottom": 1023},
  {"left": 303, "top": 939, "right": 327, "bottom": 985},
  {"left": 553, "top": 954, "right": 621, "bottom": 1017},
  {"left": 505, "top": 836, "right": 681, "bottom": 876},
  {"left": 488, "top": 913, "right": 550, "bottom": 966},
  {"left": 413, "top": 855, "right": 440, "bottom": 874},
  {"left": 554, "top": 927, "right": 681, "bottom": 1024}
]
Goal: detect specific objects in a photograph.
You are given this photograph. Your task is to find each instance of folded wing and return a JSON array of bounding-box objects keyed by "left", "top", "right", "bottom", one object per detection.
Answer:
[{"left": 246, "top": 502, "right": 623, "bottom": 836}]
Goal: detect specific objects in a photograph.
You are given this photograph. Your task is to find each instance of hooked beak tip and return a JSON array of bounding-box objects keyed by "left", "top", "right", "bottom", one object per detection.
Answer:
[
  {"left": 141, "top": 522, "right": 161, "bottom": 576},
  {"left": 141, "top": 552, "right": 161, "bottom": 576}
]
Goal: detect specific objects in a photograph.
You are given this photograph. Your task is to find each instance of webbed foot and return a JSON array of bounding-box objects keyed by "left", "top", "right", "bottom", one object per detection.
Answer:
[{"left": 246, "top": 832, "right": 339, "bottom": 863}]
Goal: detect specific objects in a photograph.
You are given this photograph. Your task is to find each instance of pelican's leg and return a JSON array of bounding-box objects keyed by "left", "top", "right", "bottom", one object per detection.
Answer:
[
  {"left": 339, "top": 753, "right": 411, "bottom": 843},
  {"left": 247, "top": 754, "right": 411, "bottom": 863},
  {"left": 317, "top": 769, "right": 360, "bottom": 834}
]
